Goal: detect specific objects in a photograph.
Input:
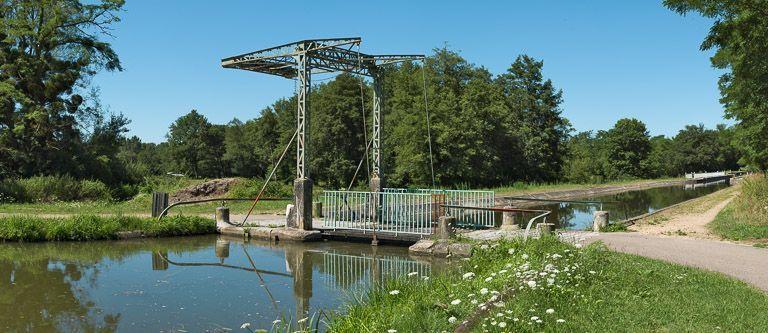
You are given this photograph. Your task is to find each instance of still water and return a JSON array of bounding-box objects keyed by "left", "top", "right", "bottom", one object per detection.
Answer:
[
  {"left": 517, "top": 182, "right": 731, "bottom": 230},
  {"left": 0, "top": 236, "right": 448, "bottom": 332}
]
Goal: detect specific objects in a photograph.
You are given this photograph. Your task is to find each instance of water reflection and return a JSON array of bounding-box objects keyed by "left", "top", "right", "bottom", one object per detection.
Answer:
[
  {"left": 514, "top": 182, "right": 730, "bottom": 230},
  {"left": 0, "top": 236, "right": 445, "bottom": 332}
]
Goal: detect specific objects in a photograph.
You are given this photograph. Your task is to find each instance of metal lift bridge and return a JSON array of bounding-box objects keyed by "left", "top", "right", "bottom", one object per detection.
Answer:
[{"left": 221, "top": 38, "right": 424, "bottom": 229}]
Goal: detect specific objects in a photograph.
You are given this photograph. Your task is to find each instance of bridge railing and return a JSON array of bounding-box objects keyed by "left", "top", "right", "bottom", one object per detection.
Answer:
[
  {"left": 322, "top": 190, "right": 435, "bottom": 235},
  {"left": 383, "top": 188, "right": 496, "bottom": 228}
]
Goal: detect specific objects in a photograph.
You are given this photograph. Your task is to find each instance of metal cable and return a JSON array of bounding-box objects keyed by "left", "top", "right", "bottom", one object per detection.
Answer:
[
  {"left": 421, "top": 60, "right": 436, "bottom": 188},
  {"left": 238, "top": 129, "right": 298, "bottom": 226}
]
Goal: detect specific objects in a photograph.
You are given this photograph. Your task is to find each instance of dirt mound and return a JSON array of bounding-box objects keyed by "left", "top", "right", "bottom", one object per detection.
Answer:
[{"left": 171, "top": 178, "right": 240, "bottom": 203}]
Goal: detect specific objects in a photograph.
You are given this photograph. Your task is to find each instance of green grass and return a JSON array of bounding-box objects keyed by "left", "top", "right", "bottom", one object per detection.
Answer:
[
  {"left": 0, "top": 215, "right": 215, "bottom": 242},
  {"left": 485, "top": 177, "right": 682, "bottom": 195},
  {"left": 709, "top": 176, "right": 768, "bottom": 241},
  {"left": 0, "top": 193, "right": 290, "bottom": 216},
  {"left": 328, "top": 237, "right": 768, "bottom": 332}
]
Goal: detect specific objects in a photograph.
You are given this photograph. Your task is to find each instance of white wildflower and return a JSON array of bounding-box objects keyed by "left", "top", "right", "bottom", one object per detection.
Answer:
[
  {"left": 480, "top": 288, "right": 489, "bottom": 295},
  {"left": 530, "top": 316, "right": 539, "bottom": 321},
  {"left": 407, "top": 272, "right": 418, "bottom": 277},
  {"left": 527, "top": 280, "right": 537, "bottom": 288},
  {"left": 589, "top": 270, "right": 596, "bottom": 274},
  {"left": 240, "top": 323, "right": 251, "bottom": 329},
  {"left": 387, "top": 330, "right": 397, "bottom": 333},
  {"left": 546, "top": 308, "right": 555, "bottom": 314},
  {"left": 389, "top": 290, "right": 400, "bottom": 295},
  {"left": 498, "top": 322, "right": 507, "bottom": 328},
  {"left": 272, "top": 319, "right": 281, "bottom": 324},
  {"left": 462, "top": 272, "right": 476, "bottom": 279},
  {"left": 448, "top": 316, "right": 457, "bottom": 324},
  {"left": 522, "top": 254, "right": 529, "bottom": 259},
  {"left": 508, "top": 248, "right": 515, "bottom": 255},
  {"left": 451, "top": 299, "right": 461, "bottom": 305},
  {"left": 557, "top": 319, "right": 566, "bottom": 323},
  {"left": 484, "top": 277, "right": 493, "bottom": 282}
]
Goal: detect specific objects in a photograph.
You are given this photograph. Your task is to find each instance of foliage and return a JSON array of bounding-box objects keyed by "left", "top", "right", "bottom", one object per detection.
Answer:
[
  {"left": 665, "top": 0, "right": 768, "bottom": 171},
  {"left": 227, "top": 178, "right": 294, "bottom": 199},
  {"left": 603, "top": 118, "right": 651, "bottom": 179},
  {"left": 328, "top": 238, "right": 768, "bottom": 332},
  {"left": 0, "top": 0, "right": 129, "bottom": 184},
  {"left": 0, "top": 215, "right": 214, "bottom": 242},
  {"left": 709, "top": 175, "right": 768, "bottom": 240},
  {"left": 166, "top": 110, "right": 225, "bottom": 178},
  {"left": 0, "top": 175, "right": 113, "bottom": 203}
]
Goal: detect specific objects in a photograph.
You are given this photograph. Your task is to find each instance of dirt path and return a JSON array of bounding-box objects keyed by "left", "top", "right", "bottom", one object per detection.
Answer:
[
  {"left": 586, "top": 232, "right": 768, "bottom": 292},
  {"left": 628, "top": 183, "right": 739, "bottom": 239}
]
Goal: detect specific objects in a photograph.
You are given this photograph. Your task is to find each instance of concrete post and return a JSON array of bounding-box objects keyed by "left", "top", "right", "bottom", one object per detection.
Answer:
[
  {"left": 501, "top": 206, "right": 520, "bottom": 231},
  {"left": 286, "top": 204, "right": 297, "bottom": 228},
  {"left": 151, "top": 192, "right": 169, "bottom": 218},
  {"left": 215, "top": 206, "right": 230, "bottom": 229},
  {"left": 312, "top": 201, "right": 323, "bottom": 218},
  {"left": 538, "top": 223, "right": 555, "bottom": 235},
  {"left": 435, "top": 216, "right": 455, "bottom": 240},
  {"left": 593, "top": 211, "right": 609, "bottom": 232},
  {"left": 293, "top": 178, "right": 313, "bottom": 230}
]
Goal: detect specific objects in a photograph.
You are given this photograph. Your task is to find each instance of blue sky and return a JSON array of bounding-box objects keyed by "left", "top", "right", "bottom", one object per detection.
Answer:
[{"left": 92, "top": 1, "right": 725, "bottom": 143}]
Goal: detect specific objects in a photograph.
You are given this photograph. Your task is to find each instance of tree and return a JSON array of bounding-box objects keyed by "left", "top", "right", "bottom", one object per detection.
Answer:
[
  {"left": 665, "top": 0, "right": 768, "bottom": 170},
  {"left": 603, "top": 118, "right": 651, "bottom": 179},
  {"left": 564, "top": 131, "right": 606, "bottom": 183},
  {"left": 0, "top": 0, "right": 124, "bottom": 179},
  {"left": 167, "top": 110, "right": 223, "bottom": 177},
  {"left": 497, "top": 55, "right": 571, "bottom": 182}
]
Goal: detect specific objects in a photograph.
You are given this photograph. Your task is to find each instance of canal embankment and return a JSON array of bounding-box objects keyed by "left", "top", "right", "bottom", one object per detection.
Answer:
[{"left": 0, "top": 215, "right": 214, "bottom": 242}]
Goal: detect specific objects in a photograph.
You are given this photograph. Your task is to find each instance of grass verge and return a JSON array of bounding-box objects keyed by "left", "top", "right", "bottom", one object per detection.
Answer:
[
  {"left": 709, "top": 176, "right": 768, "bottom": 241},
  {"left": 486, "top": 177, "right": 682, "bottom": 196},
  {"left": 0, "top": 215, "right": 215, "bottom": 242},
  {"left": 328, "top": 237, "right": 768, "bottom": 332}
]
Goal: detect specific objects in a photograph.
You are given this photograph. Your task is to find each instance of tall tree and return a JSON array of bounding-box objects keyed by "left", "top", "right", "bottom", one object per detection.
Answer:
[
  {"left": 167, "top": 110, "right": 223, "bottom": 178},
  {"left": 665, "top": 0, "right": 768, "bottom": 170},
  {"left": 0, "top": 0, "right": 124, "bottom": 179},
  {"left": 603, "top": 118, "right": 651, "bottom": 179},
  {"left": 497, "top": 55, "right": 571, "bottom": 182}
]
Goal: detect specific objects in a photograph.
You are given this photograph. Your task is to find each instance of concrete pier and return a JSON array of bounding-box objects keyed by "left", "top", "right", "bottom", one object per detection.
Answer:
[
  {"left": 593, "top": 211, "right": 609, "bottom": 232},
  {"left": 293, "top": 178, "right": 313, "bottom": 230}
]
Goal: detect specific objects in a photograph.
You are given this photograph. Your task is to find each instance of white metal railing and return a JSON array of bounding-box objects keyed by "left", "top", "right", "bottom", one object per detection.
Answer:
[
  {"left": 384, "top": 188, "right": 496, "bottom": 227},
  {"left": 321, "top": 252, "right": 431, "bottom": 289},
  {"left": 322, "top": 190, "right": 435, "bottom": 235}
]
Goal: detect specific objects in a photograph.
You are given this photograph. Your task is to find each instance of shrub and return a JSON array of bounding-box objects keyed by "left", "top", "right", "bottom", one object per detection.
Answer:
[
  {"left": 78, "top": 180, "right": 113, "bottom": 201},
  {"left": 0, "top": 176, "right": 115, "bottom": 203}
]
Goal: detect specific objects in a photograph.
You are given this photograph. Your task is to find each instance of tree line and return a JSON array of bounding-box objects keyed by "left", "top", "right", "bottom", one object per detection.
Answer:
[{"left": 0, "top": 0, "right": 756, "bottom": 197}]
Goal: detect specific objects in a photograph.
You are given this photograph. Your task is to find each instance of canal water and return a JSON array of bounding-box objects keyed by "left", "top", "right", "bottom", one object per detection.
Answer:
[
  {"left": 518, "top": 182, "right": 730, "bottom": 230},
  {"left": 0, "top": 236, "right": 448, "bottom": 332}
]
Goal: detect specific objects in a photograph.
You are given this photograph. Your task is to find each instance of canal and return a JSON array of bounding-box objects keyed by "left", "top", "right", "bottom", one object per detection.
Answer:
[
  {"left": 519, "top": 181, "right": 731, "bottom": 230},
  {"left": 0, "top": 236, "right": 448, "bottom": 332}
]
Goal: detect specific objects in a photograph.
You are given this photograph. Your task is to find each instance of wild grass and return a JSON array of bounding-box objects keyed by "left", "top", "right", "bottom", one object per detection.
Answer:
[
  {"left": 0, "top": 175, "right": 113, "bottom": 203},
  {"left": 710, "top": 175, "right": 768, "bottom": 241},
  {"left": 0, "top": 215, "right": 215, "bottom": 242},
  {"left": 328, "top": 237, "right": 768, "bottom": 332},
  {"left": 485, "top": 177, "right": 682, "bottom": 196}
]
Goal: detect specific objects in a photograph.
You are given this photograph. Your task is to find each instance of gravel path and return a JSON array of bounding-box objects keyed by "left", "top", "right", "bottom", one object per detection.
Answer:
[{"left": 586, "top": 232, "right": 768, "bottom": 292}]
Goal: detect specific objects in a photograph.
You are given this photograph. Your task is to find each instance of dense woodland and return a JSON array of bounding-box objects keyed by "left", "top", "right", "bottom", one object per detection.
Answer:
[{"left": 0, "top": 0, "right": 761, "bottom": 201}]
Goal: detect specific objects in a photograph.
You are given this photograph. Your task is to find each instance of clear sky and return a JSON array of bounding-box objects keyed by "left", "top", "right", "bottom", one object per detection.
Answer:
[{"left": 92, "top": 0, "right": 725, "bottom": 143}]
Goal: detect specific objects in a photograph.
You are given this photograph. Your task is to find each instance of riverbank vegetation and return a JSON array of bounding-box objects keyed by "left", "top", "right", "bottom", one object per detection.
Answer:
[
  {"left": 0, "top": 1, "right": 749, "bottom": 206},
  {"left": 329, "top": 237, "right": 768, "bottom": 332},
  {"left": 710, "top": 176, "right": 768, "bottom": 242},
  {"left": 0, "top": 215, "right": 214, "bottom": 242}
]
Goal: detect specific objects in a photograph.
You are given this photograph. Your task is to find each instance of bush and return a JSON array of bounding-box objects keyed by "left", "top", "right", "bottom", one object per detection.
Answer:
[
  {"left": 78, "top": 180, "right": 113, "bottom": 201},
  {"left": 0, "top": 176, "right": 114, "bottom": 203}
]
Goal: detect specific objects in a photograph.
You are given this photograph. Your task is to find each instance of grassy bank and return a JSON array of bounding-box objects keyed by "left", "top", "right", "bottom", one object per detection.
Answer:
[
  {"left": 486, "top": 177, "right": 682, "bottom": 196},
  {"left": 0, "top": 215, "right": 215, "bottom": 242},
  {"left": 710, "top": 176, "right": 768, "bottom": 242},
  {"left": 329, "top": 237, "right": 768, "bottom": 332}
]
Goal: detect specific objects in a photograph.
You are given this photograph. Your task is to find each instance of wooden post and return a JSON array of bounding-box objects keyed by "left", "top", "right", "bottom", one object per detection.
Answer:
[{"left": 151, "top": 192, "right": 169, "bottom": 218}]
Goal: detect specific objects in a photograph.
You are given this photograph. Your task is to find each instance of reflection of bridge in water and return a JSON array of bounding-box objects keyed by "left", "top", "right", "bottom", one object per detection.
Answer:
[
  {"left": 150, "top": 236, "right": 439, "bottom": 325},
  {"left": 320, "top": 252, "right": 432, "bottom": 290}
]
